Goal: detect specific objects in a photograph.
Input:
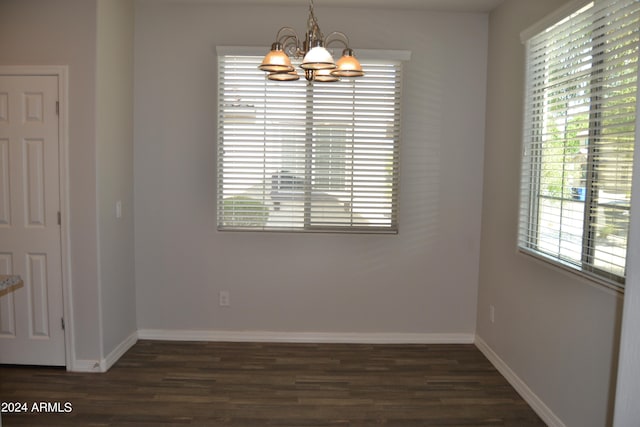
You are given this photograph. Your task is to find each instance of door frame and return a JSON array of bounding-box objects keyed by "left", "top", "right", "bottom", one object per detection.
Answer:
[{"left": 0, "top": 66, "right": 73, "bottom": 370}]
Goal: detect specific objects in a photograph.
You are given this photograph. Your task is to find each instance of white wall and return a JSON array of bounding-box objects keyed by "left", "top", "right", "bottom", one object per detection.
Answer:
[
  {"left": 477, "top": 0, "right": 625, "bottom": 426},
  {"left": 96, "top": 0, "right": 136, "bottom": 362},
  {"left": 0, "top": 0, "right": 102, "bottom": 364},
  {"left": 134, "top": 2, "right": 488, "bottom": 338}
]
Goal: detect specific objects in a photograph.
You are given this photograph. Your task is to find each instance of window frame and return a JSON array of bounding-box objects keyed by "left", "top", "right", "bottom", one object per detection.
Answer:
[
  {"left": 216, "top": 47, "right": 409, "bottom": 234},
  {"left": 518, "top": 0, "right": 640, "bottom": 291}
]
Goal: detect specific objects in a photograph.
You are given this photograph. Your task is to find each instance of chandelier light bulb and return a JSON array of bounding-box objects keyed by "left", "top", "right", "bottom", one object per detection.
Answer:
[
  {"left": 259, "top": 43, "right": 294, "bottom": 73},
  {"left": 313, "top": 68, "right": 339, "bottom": 82},
  {"left": 268, "top": 70, "right": 301, "bottom": 81},
  {"left": 331, "top": 48, "right": 365, "bottom": 77},
  {"left": 301, "top": 45, "right": 336, "bottom": 70}
]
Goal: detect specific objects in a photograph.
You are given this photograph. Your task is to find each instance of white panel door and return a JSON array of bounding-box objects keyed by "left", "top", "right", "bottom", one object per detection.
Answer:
[{"left": 0, "top": 75, "right": 65, "bottom": 366}]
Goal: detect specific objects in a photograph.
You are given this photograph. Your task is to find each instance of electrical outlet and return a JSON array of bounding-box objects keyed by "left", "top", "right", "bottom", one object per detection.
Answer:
[
  {"left": 490, "top": 305, "right": 495, "bottom": 324},
  {"left": 219, "top": 290, "right": 230, "bottom": 307}
]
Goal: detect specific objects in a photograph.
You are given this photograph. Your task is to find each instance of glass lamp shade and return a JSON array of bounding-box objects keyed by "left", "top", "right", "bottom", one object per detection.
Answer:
[
  {"left": 259, "top": 44, "right": 294, "bottom": 72},
  {"left": 313, "top": 69, "right": 339, "bottom": 82},
  {"left": 268, "top": 70, "right": 301, "bottom": 81},
  {"left": 301, "top": 46, "right": 336, "bottom": 70},
  {"left": 331, "top": 49, "right": 364, "bottom": 77}
]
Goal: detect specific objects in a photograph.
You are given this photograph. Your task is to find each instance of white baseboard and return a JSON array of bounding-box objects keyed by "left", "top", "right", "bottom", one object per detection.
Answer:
[
  {"left": 100, "top": 331, "right": 138, "bottom": 372},
  {"left": 69, "top": 359, "right": 102, "bottom": 373},
  {"left": 137, "top": 329, "right": 475, "bottom": 345},
  {"left": 475, "top": 335, "right": 566, "bottom": 427},
  {"left": 69, "top": 331, "right": 138, "bottom": 373}
]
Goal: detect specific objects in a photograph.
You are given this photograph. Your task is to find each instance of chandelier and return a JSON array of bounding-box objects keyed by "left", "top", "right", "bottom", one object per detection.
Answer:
[{"left": 258, "top": 0, "right": 364, "bottom": 82}]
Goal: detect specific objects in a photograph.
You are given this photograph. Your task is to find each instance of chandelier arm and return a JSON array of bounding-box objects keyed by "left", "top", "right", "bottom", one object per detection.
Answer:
[
  {"left": 282, "top": 35, "right": 303, "bottom": 57},
  {"left": 324, "top": 31, "right": 350, "bottom": 50},
  {"left": 275, "top": 27, "right": 300, "bottom": 44},
  {"left": 274, "top": 27, "right": 303, "bottom": 57}
]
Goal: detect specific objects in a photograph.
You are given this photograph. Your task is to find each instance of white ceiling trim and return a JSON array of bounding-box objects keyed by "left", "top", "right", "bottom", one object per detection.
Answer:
[{"left": 139, "top": 0, "right": 505, "bottom": 13}]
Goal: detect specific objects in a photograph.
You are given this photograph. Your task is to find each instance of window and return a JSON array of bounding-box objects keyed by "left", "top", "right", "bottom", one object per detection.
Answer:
[
  {"left": 519, "top": 0, "right": 640, "bottom": 289},
  {"left": 217, "top": 48, "right": 405, "bottom": 233}
]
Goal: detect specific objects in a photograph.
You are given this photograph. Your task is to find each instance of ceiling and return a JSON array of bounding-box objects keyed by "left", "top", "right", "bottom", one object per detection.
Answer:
[{"left": 154, "top": 0, "right": 506, "bottom": 13}]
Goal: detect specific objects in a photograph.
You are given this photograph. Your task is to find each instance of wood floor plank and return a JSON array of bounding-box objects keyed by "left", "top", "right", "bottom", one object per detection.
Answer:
[{"left": 0, "top": 341, "right": 546, "bottom": 426}]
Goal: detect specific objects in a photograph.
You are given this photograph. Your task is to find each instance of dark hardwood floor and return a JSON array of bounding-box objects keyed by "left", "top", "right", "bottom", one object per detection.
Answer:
[{"left": 0, "top": 340, "right": 546, "bottom": 426}]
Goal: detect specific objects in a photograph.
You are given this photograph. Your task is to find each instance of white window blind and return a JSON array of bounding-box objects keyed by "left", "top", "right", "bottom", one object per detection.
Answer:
[
  {"left": 217, "top": 52, "right": 403, "bottom": 233},
  {"left": 519, "top": 0, "right": 640, "bottom": 289}
]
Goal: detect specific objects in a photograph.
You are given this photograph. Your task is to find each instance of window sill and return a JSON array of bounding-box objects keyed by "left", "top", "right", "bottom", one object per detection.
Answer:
[{"left": 517, "top": 247, "right": 624, "bottom": 296}]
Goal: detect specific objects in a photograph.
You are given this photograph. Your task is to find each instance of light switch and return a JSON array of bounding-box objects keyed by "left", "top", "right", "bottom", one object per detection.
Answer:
[{"left": 116, "top": 201, "right": 122, "bottom": 219}]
